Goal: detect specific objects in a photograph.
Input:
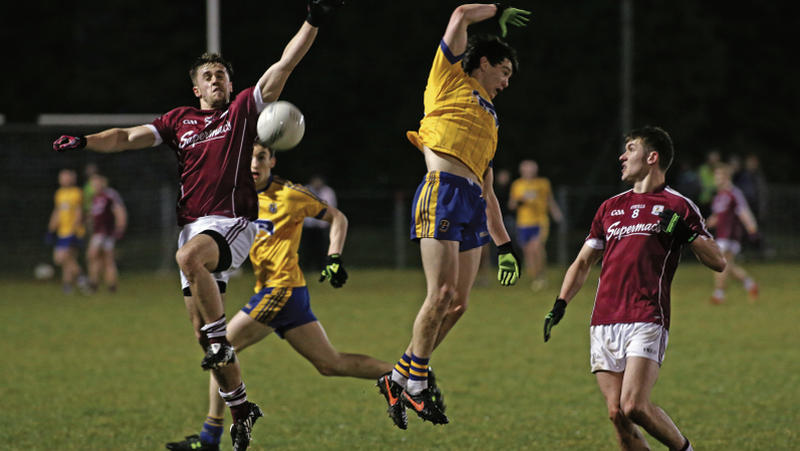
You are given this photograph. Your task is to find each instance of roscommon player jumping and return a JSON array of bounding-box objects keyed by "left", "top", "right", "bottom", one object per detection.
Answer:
[{"left": 377, "top": 3, "right": 530, "bottom": 428}]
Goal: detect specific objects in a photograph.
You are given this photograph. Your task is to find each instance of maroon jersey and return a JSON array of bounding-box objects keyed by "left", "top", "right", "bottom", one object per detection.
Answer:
[
  {"left": 91, "top": 187, "right": 124, "bottom": 235},
  {"left": 585, "top": 186, "right": 711, "bottom": 330},
  {"left": 150, "top": 87, "right": 264, "bottom": 226},
  {"left": 711, "top": 186, "right": 749, "bottom": 241}
]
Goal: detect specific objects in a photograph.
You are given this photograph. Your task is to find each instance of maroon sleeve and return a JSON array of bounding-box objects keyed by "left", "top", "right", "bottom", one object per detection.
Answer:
[
  {"left": 681, "top": 198, "right": 713, "bottom": 239},
  {"left": 586, "top": 200, "right": 608, "bottom": 244},
  {"left": 151, "top": 108, "right": 182, "bottom": 148}
]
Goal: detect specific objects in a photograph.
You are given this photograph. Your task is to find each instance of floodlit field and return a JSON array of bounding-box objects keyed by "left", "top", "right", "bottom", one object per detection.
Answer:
[{"left": 1, "top": 263, "right": 798, "bottom": 450}]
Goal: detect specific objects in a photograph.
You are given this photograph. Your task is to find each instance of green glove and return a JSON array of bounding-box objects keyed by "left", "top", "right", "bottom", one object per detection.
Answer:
[
  {"left": 497, "top": 242, "right": 520, "bottom": 286},
  {"left": 495, "top": 4, "right": 532, "bottom": 38},
  {"left": 658, "top": 209, "right": 698, "bottom": 244},
  {"left": 319, "top": 254, "right": 348, "bottom": 288},
  {"left": 544, "top": 298, "right": 567, "bottom": 342}
]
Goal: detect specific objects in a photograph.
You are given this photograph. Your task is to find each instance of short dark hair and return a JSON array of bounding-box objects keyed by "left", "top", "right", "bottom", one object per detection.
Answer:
[
  {"left": 625, "top": 125, "right": 674, "bottom": 171},
  {"left": 189, "top": 52, "right": 234, "bottom": 83},
  {"left": 462, "top": 34, "right": 519, "bottom": 75}
]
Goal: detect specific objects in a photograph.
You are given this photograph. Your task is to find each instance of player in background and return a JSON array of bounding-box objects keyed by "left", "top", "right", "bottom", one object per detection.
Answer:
[
  {"left": 543, "top": 126, "right": 726, "bottom": 451},
  {"left": 86, "top": 174, "right": 127, "bottom": 293},
  {"left": 51, "top": 2, "right": 343, "bottom": 449},
  {"left": 47, "top": 168, "right": 87, "bottom": 294},
  {"left": 377, "top": 3, "right": 530, "bottom": 429},
  {"left": 508, "top": 159, "right": 563, "bottom": 291},
  {"left": 166, "top": 142, "right": 392, "bottom": 451},
  {"left": 706, "top": 163, "right": 759, "bottom": 304}
]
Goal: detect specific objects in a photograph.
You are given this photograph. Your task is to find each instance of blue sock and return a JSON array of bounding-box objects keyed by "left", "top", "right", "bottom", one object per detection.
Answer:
[{"left": 200, "top": 415, "right": 223, "bottom": 445}]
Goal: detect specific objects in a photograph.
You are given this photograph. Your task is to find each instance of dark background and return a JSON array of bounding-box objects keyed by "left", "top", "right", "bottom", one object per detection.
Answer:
[
  {"left": 2, "top": 0, "right": 799, "bottom": 272},
  {"left": 4, "top": 0, "right": 798, "bottom": 188}
]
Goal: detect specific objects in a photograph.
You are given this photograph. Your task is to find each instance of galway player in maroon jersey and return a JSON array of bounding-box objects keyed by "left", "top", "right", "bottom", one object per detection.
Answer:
[
  {"left": 86, "top": 174, "right": 127, "bottom": 293},
  {"left": 543, "top": 126, "right": 726, "bottom": 451},
  {"left": 52, "top": 2, "right": 344, "bottom": 449},
  {"left": 707, "top": 163, "right": 759, "bottom": 304}
]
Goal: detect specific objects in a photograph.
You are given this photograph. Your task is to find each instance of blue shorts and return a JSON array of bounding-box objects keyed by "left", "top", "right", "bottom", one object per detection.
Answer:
[
  {"left": 410, "top": 171, "right": 490, "bottom": 252},
  {"left": 55, "top": 235, "right": 83, "bottom": 250},
  {"left": 517, "top": 225, "right": 542, "bottom": 245},
  {"left": 240, "top": 286, "right": 317, "bottom": 338}
]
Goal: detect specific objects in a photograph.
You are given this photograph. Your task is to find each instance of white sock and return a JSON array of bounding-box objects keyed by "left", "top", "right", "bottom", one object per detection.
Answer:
[
  {"left": 391, "top": 369, "right": 408, "bottom": 387},
  {"left": 406, "top": 378, "right": 428, "bottom": 395}
]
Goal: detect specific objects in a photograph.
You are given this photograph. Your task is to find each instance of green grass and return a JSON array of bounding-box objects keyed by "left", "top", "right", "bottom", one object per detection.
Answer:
[{"left": 1, "top": 263, "right": 798, "bottom": 450}]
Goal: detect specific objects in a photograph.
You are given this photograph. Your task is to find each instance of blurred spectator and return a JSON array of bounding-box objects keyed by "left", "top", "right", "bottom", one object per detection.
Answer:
[
  {"left": 673, "top": 160, "right": 701, "bottom": 202},
  {"left": 86, "top": 174, "right": 127, "bottom": 293},
  {"left": 697, "top": 149, "right": 721, "bottom": 216},
  {"left": 301, "top": 175, "right": 337, "bottom": 271},
  {"left": 82, "top": 163, "right": 99, "bottom": 235},
  {"left": 733, "top": 153, "right": 770, "bottom": 258},
  {"left": 733, "top": 154, "right": 768, "bottom": 223}
]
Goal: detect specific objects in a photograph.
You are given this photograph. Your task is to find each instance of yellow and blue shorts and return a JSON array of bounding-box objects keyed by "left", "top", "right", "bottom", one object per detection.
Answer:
[
  {"left": 517, "top": 222, "right": 549, "bottom": 244},
  {"left": 240, "top": 286, "right": 317, "bottom": 338},
  {"left": 55, "top": 234, "right": 83, "bottom": 250},
  {"left": 410, "top": 171, "right": 490, "bottom": 252}
]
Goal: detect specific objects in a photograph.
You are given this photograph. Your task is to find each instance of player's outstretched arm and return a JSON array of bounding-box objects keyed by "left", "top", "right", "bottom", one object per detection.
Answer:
[
  {"left": 258, "top": 0, "right": 343, "bottom": 104},
  {"left": 484, "top": 168, "right": 520, "bottom": 286},
  {"left": 53, "top": 125, "right": 155, "bottom": 153},
  {"left": 544, "top": 243, "right": 602, "bottom": 342},
  {"left": 690, "top": 236, "right": 726, "bottom": 273},
  {"left": 443, "top": 4, "right": 498, "bottom": 56},
  {"left": 442, "top": 3, "right": 531, "bottom": 55},
  {"left": 318, "top": 205, "right": 349, "bottom": 288}
]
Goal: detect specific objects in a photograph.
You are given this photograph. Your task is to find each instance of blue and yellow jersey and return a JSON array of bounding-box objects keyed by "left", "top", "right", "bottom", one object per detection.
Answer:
[
  {"left": 406, "top": 40, "right": 499, "bottom": 183},
  {"left": 510, "top": 177, "right": 552, "bottom": 227},
  {"left": 54, "top": 186, "right": 85, "bottom": 238},
  {"left": 250, "top": 176, "right": 328, "bottom": 291}
]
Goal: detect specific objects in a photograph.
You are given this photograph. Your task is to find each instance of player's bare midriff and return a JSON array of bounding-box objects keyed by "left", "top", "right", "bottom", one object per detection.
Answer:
[{"left": 422, "top": 145, "right": 481, "bottom": 185}]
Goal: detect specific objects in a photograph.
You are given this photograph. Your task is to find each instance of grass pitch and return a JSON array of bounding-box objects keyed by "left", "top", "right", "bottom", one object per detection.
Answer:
[{"left": 1, "top": 262, "right": 798, "bottom": 450}]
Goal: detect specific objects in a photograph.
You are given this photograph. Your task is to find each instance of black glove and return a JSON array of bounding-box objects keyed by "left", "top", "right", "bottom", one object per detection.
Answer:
[
  {"left": 319, "top": 253, "right": 348, "bottom": 288},
  {"left": 543, "top": 298, "right": 567, "bottom": 342},
  {"left": 53, "top": 135, "right": 87, "bottom": 152},
  {"left": 306, "top": 0, "right": 344, "bottom": 27},
  {"left": 497, "top": 241, "right": 520, "bottom": 286},
  {"left": 658, "top": 209, "right": 698, "bottom": 244}
]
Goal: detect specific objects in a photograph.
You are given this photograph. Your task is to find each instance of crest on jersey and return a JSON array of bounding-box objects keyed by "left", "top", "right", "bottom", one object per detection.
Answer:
[
  {"left": 651, "top": 205, "right": 664, "bottom": 215},
  {"left": 471, "top": 90, "right": 499, "bottom": 127},
  {"left": 269, "top": 203, "right": 277, "bottom": 213},
  {"left": 439, "top": 219, "right": 450, "bottom": 232}
]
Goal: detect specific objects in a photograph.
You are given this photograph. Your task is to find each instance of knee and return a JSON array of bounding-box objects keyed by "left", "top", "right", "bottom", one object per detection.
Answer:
[
  {"left": 608, "top": 405, "right": 626, "bottom": 424},
  {"left": 621, "top": 400, "right": 647, "bottom": 423},
  {"left": 446, "top": 300, "right": 468, "bottom": 319},
  {"left": 430, "top": 284, "right": 457, "bottom": 306},
  {"left": 313, "top": 357, "right": 341, "bottom": 377},
  {"left": 175, "top": 248, "right": 204, "bottom": 278}
]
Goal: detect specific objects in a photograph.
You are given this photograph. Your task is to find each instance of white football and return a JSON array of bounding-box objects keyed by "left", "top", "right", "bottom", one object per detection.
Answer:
[
  {"left": 256, "top": 101, "right": 305, "bottom": 151},
  {"left": 34, "top": 263, "right": 55, "bottom": 280}
]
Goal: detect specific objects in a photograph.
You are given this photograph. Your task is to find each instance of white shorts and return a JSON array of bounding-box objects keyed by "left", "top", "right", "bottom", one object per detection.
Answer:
[
  {"left": 590, "top": 322, "right": 669, "bottom": 373},
  {"left": 177, "top": 215, "right": 257, "bottom": 290},
  {"left": 89, "top": 234, "right": 116, "bottom": 251},
  {"left": 716, "top": 238, "right": 741, "bottom": 255}
]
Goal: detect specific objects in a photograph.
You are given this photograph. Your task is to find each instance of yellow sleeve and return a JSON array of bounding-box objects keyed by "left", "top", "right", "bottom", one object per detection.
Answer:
[{"left": 287, "top": 186, "right": 328, "bottom": 220}]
